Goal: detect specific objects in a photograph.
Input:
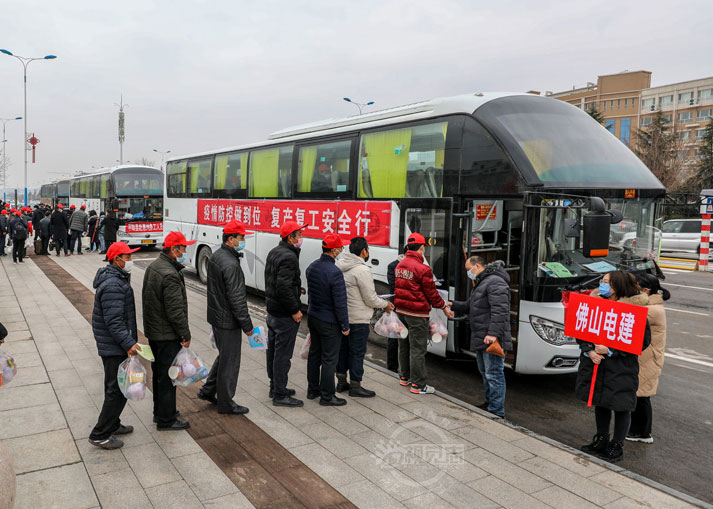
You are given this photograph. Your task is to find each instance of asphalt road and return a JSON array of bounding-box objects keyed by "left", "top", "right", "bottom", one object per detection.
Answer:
[{"left": 136, "top": 249, "right": 713, "bottom": 503}]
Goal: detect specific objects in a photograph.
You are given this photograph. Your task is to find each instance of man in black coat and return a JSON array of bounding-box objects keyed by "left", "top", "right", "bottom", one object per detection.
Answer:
[
  {"left": 0, "top": 210, "right": 8, "bottom": 257},
  {"left": 31, "top": 205, "right": 43, "bottom": 239},
  {"left": 451, "top": 257, "right": 512, "bottom": 418},
  {"left": 88, "top": 242, "right": 140, "bottom": 450},
  {"left": 264, "top": 220, "right": 306, "bottom": 407},
  {"left": 198, "top": 220, "right": 254, "bottom": 414},
  {"left": 8, "top": 211, "right": 29, "bottom": 263},
  {"left": 305, "top": 233, "right": 350, "bottom": 406},
  {"left": 102, "top": 210, "right": 120, "bottom": 256},
  {"left": 51, "top": 204, "right": 70, "bottom": 256}
]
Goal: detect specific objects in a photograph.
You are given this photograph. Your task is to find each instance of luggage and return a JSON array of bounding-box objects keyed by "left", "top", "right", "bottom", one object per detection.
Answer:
[{"left": 34, "top": 237, "right": 43, "bottom": 255}]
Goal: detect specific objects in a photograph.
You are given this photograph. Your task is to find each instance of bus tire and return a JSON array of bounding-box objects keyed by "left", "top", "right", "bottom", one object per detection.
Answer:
[{"left": 197, "top": 246, "right": 212, "bottom": 285}]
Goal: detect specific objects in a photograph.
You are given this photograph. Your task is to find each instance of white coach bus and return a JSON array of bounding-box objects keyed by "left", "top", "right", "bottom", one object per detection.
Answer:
[{"left": 163, "top": 92, "right": 664, "bottom": 374}]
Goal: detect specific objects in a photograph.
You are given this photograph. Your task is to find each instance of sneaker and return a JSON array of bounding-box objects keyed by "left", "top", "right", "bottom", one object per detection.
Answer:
[
  {"left": 581, "top": 433, "right": 609, "bottom": 455},
  {"left": 399, "top": 376, "right": 410, "bottom": 387},
  {"left": 626, "top": 433, "right": 653, "bottom": 444},
  {"left": 602, "top": 440, "right": 624, "bottom": 463},
  {"left": 410, "top": 384, "right": 436, "bottom": 395},
  {"left": 113, "top": 424, "right": 134, "bottom": 435},
  {"left": 88, "top": 436, "right": 124, "bottom": 450}
]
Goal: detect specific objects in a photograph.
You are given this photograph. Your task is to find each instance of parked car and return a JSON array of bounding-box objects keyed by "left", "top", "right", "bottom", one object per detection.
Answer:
[{"left": 661, "top": 219, "right": 704, "bottom": 254}]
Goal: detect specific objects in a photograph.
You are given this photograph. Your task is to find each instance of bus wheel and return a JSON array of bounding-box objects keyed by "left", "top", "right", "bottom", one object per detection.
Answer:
[{"left": 197, "top": 246, "right": 212, "bottom": 285}]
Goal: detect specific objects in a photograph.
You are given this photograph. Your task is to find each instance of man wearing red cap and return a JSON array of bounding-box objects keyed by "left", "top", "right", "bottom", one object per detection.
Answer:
[
  {"left": 69, "top": 203, "right": 89, "bottom": 255},
  {"left": 0, "top": 210, "right": 8, "bottom": 257},
  {"left": 51, "top": 204, "right": 70, "bottom": 256},
  {"left": 8, "top": 210, "right": 29, "bottom": 263},
  {"left": 88, "top": 242, "right": 141, "bottom": 449},
  {"left": 142, "top": 231, "right": 196, "bottom": 430},
  {"left": 198, "top": 220, "right": 254, "bottom": 414},
  {"left": 305, "top": 233, "right": 351, "bottom": 406},
  {"left": 264, "top": 220, "right": 307, "bottom": 407},
  {"left": 394, "top": 232, "right": 453, "bottom": 395}
]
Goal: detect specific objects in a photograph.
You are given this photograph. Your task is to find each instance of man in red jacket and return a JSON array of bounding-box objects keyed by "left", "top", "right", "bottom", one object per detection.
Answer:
[{"left": 394, "top": 232, "right": 453, "bottom": 394}]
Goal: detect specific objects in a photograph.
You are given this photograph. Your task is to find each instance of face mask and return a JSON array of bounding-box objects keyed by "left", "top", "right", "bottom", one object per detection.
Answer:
[
  {"left": 235, "top": 240, "right": 246, "bottom": 251},
  {"left": 467, "top": 270, "right": 478, "bottom": 280},
  {"left": 599, "top": 283, "right": 613, "bottom": 297},
  {"left": 294, "top": 238, "right": 303, "bottom": 248},
  {"left": 176, "top": 251, "right": 187, "bottom": 264},
  {"left": 122, "top": 261, "right": 134, "bottom": 274}
]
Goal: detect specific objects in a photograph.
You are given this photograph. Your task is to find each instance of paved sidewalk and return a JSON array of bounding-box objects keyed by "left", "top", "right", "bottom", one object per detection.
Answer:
[{"left": 1, "top": 252, "right": 707, "bottom": 508}]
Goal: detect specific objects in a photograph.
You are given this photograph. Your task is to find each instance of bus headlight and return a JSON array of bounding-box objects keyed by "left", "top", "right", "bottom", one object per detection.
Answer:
[{"left": 529, "top": 315, "right": 576, "bottom": 346}]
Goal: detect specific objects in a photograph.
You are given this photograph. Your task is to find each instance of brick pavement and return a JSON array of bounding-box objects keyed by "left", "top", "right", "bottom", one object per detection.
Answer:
[{"left": 0, "top": 252, "right": 706, "bottom": 509}]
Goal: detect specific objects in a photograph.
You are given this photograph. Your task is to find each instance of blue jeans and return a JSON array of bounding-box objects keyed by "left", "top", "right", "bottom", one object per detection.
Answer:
[
  {"left": 99, "top": 234, "right": 106, "bottom": 252},
  {"left": 337, "top": 323, "right": 369, "bottom": 382},
  {"left": 70, "top": 230, "right": 83, "bottom": 253},
  {"left": 475, "top": 350, "right": 506, "bottom": 417}
]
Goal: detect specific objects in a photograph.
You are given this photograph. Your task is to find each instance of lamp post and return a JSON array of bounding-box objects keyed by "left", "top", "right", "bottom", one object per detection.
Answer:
[
  {"left": 343, "top": 97, "right": 374, "bottom": 115},
  {"left": 0, "top": 116, "right": 22, "bottom": 203},
  {"left": 0, "top": 49, "right": 57, "bottom": 207},
  {"left": 153, "top": 149, "right": 171, "bottom": 171}
]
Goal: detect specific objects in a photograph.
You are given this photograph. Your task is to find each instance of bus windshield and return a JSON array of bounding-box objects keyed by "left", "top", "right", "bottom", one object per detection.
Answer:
[
  {"left": 535, "top": 196, "right": 660, "bottom": 283},
  {"left": 113, "top": 172, "right": 162, "bottom": 195},
  {"left": 118, "top": 197, "right": 163, "bottom": 221},
  {"left": 474, "top": 96, "right": 663, "bottom": 187}
]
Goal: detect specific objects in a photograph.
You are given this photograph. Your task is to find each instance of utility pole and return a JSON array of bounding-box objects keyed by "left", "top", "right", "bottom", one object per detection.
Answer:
[{"left": 116, "top": 95, "right": 128, "bottom": 165}]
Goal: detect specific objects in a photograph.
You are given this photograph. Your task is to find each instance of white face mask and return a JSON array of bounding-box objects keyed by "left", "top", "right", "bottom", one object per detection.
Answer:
[{"left": 122, "top": 260, "right": 134, "bottom": 274}]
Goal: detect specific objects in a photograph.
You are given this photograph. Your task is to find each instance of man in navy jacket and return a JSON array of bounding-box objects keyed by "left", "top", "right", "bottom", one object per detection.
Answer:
[
  {"left": 88, "top": 242, "right": 140, "bottom": 450},
  {"left": 306, "top": 233, "right": 350, "bottom": 406}
]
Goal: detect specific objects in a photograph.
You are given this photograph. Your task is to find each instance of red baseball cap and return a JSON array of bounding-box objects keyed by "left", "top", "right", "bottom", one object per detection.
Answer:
[
  {"left": 322, "top": 233, "right": 349, "bottom": 249},
  {"left": 80, "top": 204, "right": 86, "bottom": 210},
  {"left": 0, "top": 210, "right": 6, "bottom": 215},
  {"left": 106, "top": 242, "right": 140, "bottom": 261},
  {"left": 3, "top": 203, "right": 9, "bottom": 207},
  {"left": 280, "top": 220, "right": 307, "bottom": 238},
  {"left": 163, "top": 231, "right": 197, "bottom": 248},
  {"left": 70, "top": 204, "right": 76, "bottom": 209},
  {"left": 407, "top": 232, "right": 426, "bottom": 245},
  {"left": 57, "top": 204, "right": 64, "bottom": 209},
  {"left": 223, "top": 220, "right": 252, "bottom": 235}
]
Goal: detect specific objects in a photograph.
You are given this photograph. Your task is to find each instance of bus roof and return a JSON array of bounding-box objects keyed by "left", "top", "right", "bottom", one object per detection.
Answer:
[
  {"left": 64, "top": 165, "right": 161, "bottom": 181},
  {"left": 167, "top": 91, "right": 530, "bottom": 162}
]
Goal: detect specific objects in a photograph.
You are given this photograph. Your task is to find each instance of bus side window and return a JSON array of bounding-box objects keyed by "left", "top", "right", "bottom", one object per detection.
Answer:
[
  {"left": 297, "top": 140, "right": 352, "bottom": 194},
  {"left": 188, "top": 158, "right": 213, "bottom": 197},
  {"left": 249, "top": 145, "right": 293, "bottom": 198},
  {"left": 167, "top": 161, "right": 187, "bottom": 197},
  {"left": 214, "top": 152, "right": 248, "bottom": 196}
]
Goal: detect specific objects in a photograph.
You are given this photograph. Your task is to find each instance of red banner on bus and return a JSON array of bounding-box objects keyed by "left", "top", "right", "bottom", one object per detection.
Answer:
[
  {"left": 125, "top": 221, "right": 163, "bottom": 233},
  {"left": 196, "top": 199, "right": 393, "bottom": 246},
  {"left": 564, "top": 292, "right": 649, "bottom": 355}
]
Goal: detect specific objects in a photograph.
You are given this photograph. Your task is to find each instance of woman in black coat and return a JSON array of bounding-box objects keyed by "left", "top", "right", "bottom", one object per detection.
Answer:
[
  {"left": 576, "top": 270, "right": 651, "bottom": 463},
  {"left": 102, "top": 211, "right": 120, "bottom": 254}
]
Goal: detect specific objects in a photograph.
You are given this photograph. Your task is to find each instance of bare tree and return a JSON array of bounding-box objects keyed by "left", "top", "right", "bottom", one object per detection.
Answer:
[
  {"left": 633, "top": 111, "right": 688, "bottom": 191},
  {"left": 137, "top": 157, "right": 156, "bottom": 167}
]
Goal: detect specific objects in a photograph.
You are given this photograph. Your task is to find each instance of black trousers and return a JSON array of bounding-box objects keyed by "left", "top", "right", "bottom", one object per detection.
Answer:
[
  {"left": 149, "top": 339, "right": 182, "bottom": 425},
  {"left": 0, "top": 233, "right": 6, "bottom": 255},
  {"left": 630, "top": 396, "right": 653, "bottom": 436},
  {"left": 54, "top": 234, "right": 68, "bottom": 255},
  {"left": 12, "top": 238, "right": 25, "bottom": 262},
  {"left": 595, "top": 406, "right": 631, "bottom": 443},
  {"left": 201, "top": 325, "right": 243, "bottom": 411},
  {"left": 307, "top": 316, "right": 342, "bottom": 400},
  {"left": 40, "top": 235, "right": 50, "bottom": 255},
  {"left": 386, "top": 337, "right": 399, "bottom": 372},
  {"left": 266, "top": 314, "right": 300, "bottom": 398},
  {"left": 90, "top": 355, "right": 128, "bottom": 440}
]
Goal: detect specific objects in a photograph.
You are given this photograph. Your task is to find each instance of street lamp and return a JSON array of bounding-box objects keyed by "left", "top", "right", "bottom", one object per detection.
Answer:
[
  {"left": 343, "top": 97, "right": 375, "bottom": 115},
  {"left": 0, "top": 49, "right": 57, "bottom": 207},
  {"left": 0, "top": 116, "right": 22, "bottom": 203},
  {"left": 153, "top": 149, "right": 171, "bottom": 171}
]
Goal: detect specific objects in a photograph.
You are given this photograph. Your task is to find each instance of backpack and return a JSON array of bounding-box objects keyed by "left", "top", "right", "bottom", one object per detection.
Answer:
[{"left": 13, "top": 220, "right": 27, "bottom": 240}]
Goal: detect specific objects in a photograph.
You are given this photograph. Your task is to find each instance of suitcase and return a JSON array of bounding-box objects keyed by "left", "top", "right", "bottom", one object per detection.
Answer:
[{"left": 34, "top": 237, "right": 43, "bottom": 255}]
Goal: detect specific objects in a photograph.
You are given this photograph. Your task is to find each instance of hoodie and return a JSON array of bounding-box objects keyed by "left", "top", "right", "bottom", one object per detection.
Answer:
[
  {"left": 91, "top": 265, "right": 138, "bottom": 357},
  {"left": 336, "top": 252, "right": 389, "bottom": 324}
]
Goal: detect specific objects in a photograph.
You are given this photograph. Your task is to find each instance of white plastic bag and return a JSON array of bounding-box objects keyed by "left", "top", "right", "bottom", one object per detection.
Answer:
[
  {"left": 0, "top": 348, "right": 18, "bottom": 387},
  {"left": 117, "top": 356, "right": 147, "bottom": 400},
  {"left": 168, "top": 346, "right": 209, "bottom": 386},
  {"left": 248, "top": 326, "right": 268, "bottom": 350},
  {"left": 209, "top": 325, "right": 217, "bottom": 349},
  {"left": 429, "top": 314, "right": 448, "bottom": 344},
  {"left": 300, "top": 334, "right": 311, "bottom": 360},
  {"left": 374, "top": 312, "right": 408, "bottom": 339}
]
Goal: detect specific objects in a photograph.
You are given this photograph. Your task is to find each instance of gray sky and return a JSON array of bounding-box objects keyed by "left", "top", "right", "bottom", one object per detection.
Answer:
[{"left": 1, "top": 0, "right": 711, "bottom": 190}]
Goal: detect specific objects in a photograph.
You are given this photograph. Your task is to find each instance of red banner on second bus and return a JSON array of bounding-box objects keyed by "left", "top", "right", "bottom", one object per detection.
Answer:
[
  {"left": 563, "top": 292, "right": 649, "bottom": 355},
  {"left": 126, "top": 221, "right": 163, "bottom": 233},
  {"left": 196, "top": 199, "right": 393, "bottom": 246}
]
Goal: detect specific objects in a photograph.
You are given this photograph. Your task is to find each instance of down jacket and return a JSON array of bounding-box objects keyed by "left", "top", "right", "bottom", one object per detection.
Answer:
[
  {"left": 638, "top": 293, "right": 666, "bottom": 396},
  {"left": 451, "top": 260, "right": 513, "bottom": 352},
  {"left": 336, "top": 252, "right": 389, "bottom": 324},
  {"left": 306, "top": 254, "right": 349, "bottom": 331},
  {"left": 206, "top": 244, "right": 253, "bottom": 333},
  {"left": 394, "top": 250, "right": 446, "bottom": 318},
  {"left": 50, "top": 210, "right": 69, "bottom": 240},
  {"left": 91, "top": 265, "right": 137, "bottom": 356},
  {"left": 264, "top": 240, "right": 302, "bottom": 317},
  {"left": 69, "top": 208, "right": 88, "bottom": 232},
  {"left": 575, "top": 292, "right": 652, "bottom": 412},
  {"left": 142, "top": 253, "right": 191, "bottom": 342}
]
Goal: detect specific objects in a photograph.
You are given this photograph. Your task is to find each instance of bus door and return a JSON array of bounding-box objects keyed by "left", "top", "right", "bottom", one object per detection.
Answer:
[{"left": 399, "top": 198, "right": 452, "bottom": 356}]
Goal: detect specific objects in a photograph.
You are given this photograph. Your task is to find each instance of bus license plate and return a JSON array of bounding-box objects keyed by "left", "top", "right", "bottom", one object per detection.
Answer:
[{"left": 141, "top": 240, "right": 154, "bottom": 245}]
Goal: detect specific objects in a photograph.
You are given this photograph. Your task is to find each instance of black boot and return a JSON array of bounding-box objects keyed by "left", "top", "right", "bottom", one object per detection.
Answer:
[
  {"left": 349, "top": 381, "right": 375, "bottom": 398},
  {"left": 581, "top": 433, "right": 609, "bottom": 455},
  {"left": 335, "top": 373, "right": 350, "bottom": 393},
  {"left": 602, "top": 440, "right": 624, "bottom": 463}
]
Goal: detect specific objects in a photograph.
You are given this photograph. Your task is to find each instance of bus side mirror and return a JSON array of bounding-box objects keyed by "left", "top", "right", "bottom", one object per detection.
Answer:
[{"left": 582, "top": 197, "right": 624, "bottom": 257}]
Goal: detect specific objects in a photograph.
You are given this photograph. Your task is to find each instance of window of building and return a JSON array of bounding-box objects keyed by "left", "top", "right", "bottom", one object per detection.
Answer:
[
  {"left": 602, "top": 101, "right": 606, "bottom": 111},
  {"left": 605, "top": 119, "right": 615, "bottom": 134},
  {"left": 297, "top": 140, "right": 352, "bottom": 194},
  {"left": 640, "top": 117, "right": 653, "bottom": 127},
  {"left": 696, "top": 129, "right": 706, "bottom": 141},
  {"left": 678, "top": 130, "right": 691, "bottom": 142},
  {"left": 584, "top": 102, "right": 595, "bottom": 112},
  {"left": 695, "top": 148, "right": 705, "bottom": 160},
  {"left": 678, "top": 111, "right": 693, "bottom": 123},
  {"left": 678, "top": 92, "right": 694, "bottom": 105},
  {"left": 698, "top": 89, "right": 713, "bottom": 102},
  {"left": 620, "top": 118, "right": 631, "bottom": 145},
  {"left": 632, "top": 98, "right": 637, "bottom": 109},
  {"left": 214, "top": 151, "right": 248, "bottom": 195},
  {"left": 167, "top": 161, "right": 187, "bottom": 197},
  {"left": 642, "top": 98, "right": 655, "bottom": 110},
  {"left": 697, "top": 109, "right": 712, "bottom": 122},
  {"left": 677, "top": 149, "right": 691, "bottom": 160},
  {"left": 357, "top": 121, "right": 448, "bottom": 198},
  {"left": 624, "top": 98, "right": 628, "bottom": 108},
  {"left": 249, "top": 145, "right": 293, "bottom": 198},
  {"left": 617, "top": 99, "right": 621, "bottom": 109},
  {"left": 659, "top": 95, "right": 673, "bottom": 107},
  {"left": 187, "top": 158, "right": 212, "bottom": 196},
  {"left": 661, "top": 114, "right": 672, "bottom": 124}
]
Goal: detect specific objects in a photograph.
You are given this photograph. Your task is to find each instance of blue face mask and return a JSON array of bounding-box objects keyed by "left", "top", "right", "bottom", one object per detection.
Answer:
[
  {"left": 235, "top": 240, "right": 246, "bottom": 252},
  {"left": 599, "top": 283, "right": 613, "bottom": 297},
  {"left": 176, "top": 252, "right": 187, "bottom": 264},
  {"left": 467, "top": 270, "right": 478, "bottom": 280}
]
